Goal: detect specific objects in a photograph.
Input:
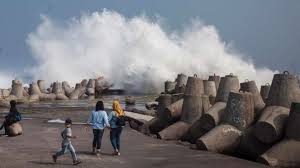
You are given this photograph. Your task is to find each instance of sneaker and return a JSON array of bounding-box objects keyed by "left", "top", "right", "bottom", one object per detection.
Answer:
[
  {"left": 96, "top": 150, "right": 101, "bottom": 157},
  {"left": 117, "top": 152, "right": 120, "bottom": 156},
  {"left": 73, "top": 160, "right": 82, "bottom": 165},
  {"left": 52, "top": 155, "right": 57, "bottom": 163}
]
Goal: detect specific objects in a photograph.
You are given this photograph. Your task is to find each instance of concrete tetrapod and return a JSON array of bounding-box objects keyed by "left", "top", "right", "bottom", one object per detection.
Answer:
[
  {"left": 145, "top": 101, "right": 158, "bottom": 110},
  {"left": 69, "top": 83, "right": 86, "bottom": 100},
  {"left": 203, "top": 80, "right": 217, "bottom": 105},
  {"left": 37, "top": 80, "right": 48, "bottom": 93},
  {"left": 158, "top": 75, "right": 204, "bottom": 140},
  {"left": 260, "top": 83, "right": 270, "bottom": 103},
  {"left": 208, "top": 74, "right": 221, "bottom": 91},
  {"left": 258, "top": 140, "right": 300, "bottom": 168},
  {"left": 75, "top": 83, "right": 82, "bottom": 90},
  {"left": 86, "top": 79, "right": 96, "bottom": 99},
  {"left": 180, "top": 96, "right": 211, "bottom": 143},
  {"left": 1, "top": 89, "right": 10, "bottom": 98},
  {"left": 202, "top": 95, "right": 211, "bottom": 113},
  {"left": 165, "top": 81, "right": 176, "bottom": 94},
  {"left": 254, "top": 106, "right": 290, "bottom": 144},
  {"left": 22, "top": 87, "right": 29, "bottom": 97},
  {"left": 215, "top": 74, "right": 240, "bottom": 103},
  {"left": 285, "top": 102, "right": 300, "bottom": 140},
  {"left": 196, "top": 92, "right": 255, "bottom": 154},
  {"left": 181, "top": 120, "right": 207, "bottom": 143},
  {"left": 62, "top": 81, "right": 73, "bottom": 97},
  {"left": 171, "top": 93, "right": 184, "bottom": 103},
  {"left": 56, "top": 94, "right": 69, "bottom": 100},
  {"left": 39, "top": 93, "right": 56, "bottom": 101},
  {"left": 174, "top": 73, "right": 187, "bottom": 94},
  {"left": 52, "top": 82, "right": 69, "bottom": 100},
  {"left": 236, "top": 126, "right": 273, "bottom": 161},
  {"left": 157, "top": 121, "right": 191, "bottom": 140},
  {"left": 156, "top": 94, "right": 172, "bottom": 121},
  {"left": 240, "top": 80, "right": 265, "bottom": 115},
  {"left": 164, "top": 98, "right": 183, "bottom": 123},
  {"left": 52, "top": 82, "right": 64, "bottom": 94},
  {"left": 180, "top": 74, "right": 239, "bottom": 143},
  {"left": 81, "top": 79, "right": 88, "bottom": 87},
  {"left": 180, "top": 75, "right": 204, "bottom": 124},
  {"left": 125, "top": 107, "right": 156, "bottom": 117},
  {"left": 198, "top": 102, "right": 227, "bottom": 131},
  {"left": 181, "top": 95, "right": 203, "bottom": 124},
  {"left": 148, "top": 118, "right": 167, "bottom": 135},
  {"left": 196, "top": 124, "right": 242, "bottom": 154},
  {"left": 147, "top": 94, "right": 172, "bottom": 134},
  {"left": 254, "top": 72, "right": 300, "bottom": 144},
  {"left": 23, "top": 87, "right": 29, "bottom": 93},
  {"left": 222, "top": 92, "right": 255, "bottom": 131},
  {"left": 165, "top": 95, "right": 210, "bottom": 126},
  {"left": 140, "top": 118, "right": 157, "bottom": 135},
  {"left": 182, "top": 102, "right": 226, "bottom": 143},
  {"left": 9, "top": 80, "right": 24, "bottom": 99},
  {"left": 266, "top": 71, "right": 300, "bottom": 108},
  {"left": 257, "top": 102, "right": 300, "bottom": 167},
  {"left": 29, "top": 82, "right": 41, "bottom": 101},
  {"left": 29, "top": 81, "right": 57, "bottom": 101}
]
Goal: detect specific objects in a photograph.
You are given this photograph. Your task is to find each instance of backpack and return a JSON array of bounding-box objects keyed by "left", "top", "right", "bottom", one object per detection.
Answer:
[{"left": 116, "top": 115, "right": 126, "bottom": 127}]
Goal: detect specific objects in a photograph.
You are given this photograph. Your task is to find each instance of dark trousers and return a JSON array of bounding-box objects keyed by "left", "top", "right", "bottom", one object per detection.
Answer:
[
  {"left": 110, "top": 127, "right": 123, "bottom": 151},
  {"left": 0, "top": 121, "right": 9, "bottom": 135},
  {"left": 93, "top": 129, "right": 104, "bottom": 149}
]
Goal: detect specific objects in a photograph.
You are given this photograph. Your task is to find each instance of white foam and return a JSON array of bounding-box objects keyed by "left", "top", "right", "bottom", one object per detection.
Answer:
[
  {"left": 47, "top": 119, "right": 65, "bottom": 124},
  {"left": 25, "top": 9, "right": 277, "bottom": 93}
]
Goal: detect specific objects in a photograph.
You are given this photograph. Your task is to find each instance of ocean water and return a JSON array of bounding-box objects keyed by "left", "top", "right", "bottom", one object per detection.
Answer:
[{"left": 17, "top": 95, "right": 157, "bottom": 111}]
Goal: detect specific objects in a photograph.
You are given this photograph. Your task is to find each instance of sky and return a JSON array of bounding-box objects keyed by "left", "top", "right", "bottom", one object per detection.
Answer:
[{"left": 0, "top": 0, "right": 299, "bottom": 81}]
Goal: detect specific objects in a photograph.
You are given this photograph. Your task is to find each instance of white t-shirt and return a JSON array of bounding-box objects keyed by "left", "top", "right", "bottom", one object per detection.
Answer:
[{"left": 61, "top": 127, "right": 72, "bottom": 145}]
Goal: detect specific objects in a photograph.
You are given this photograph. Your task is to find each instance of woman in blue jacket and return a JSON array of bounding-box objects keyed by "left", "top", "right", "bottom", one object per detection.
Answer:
[{"left": 87, "top": 101, "right": 110, "bottom": 156}]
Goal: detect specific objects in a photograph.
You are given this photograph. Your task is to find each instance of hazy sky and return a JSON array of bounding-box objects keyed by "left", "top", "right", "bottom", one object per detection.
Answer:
[{"left": 0, "top": 0, "right": 299, "bottom": 75}]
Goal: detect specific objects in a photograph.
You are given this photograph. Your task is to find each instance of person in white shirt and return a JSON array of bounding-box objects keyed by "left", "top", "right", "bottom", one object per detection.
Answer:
[{"left": 52, "top": 118, "right": 81, "bottom": 165}]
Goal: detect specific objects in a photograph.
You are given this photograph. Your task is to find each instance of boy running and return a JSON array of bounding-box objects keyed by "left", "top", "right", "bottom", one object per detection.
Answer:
[{"left": 52, "top": 118, "right": 81, "bottom": 165}]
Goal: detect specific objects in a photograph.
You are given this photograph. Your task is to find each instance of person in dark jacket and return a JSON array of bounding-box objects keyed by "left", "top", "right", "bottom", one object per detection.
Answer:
[{"left": 0, "top": 100, "right": 22, "bottom": 135}]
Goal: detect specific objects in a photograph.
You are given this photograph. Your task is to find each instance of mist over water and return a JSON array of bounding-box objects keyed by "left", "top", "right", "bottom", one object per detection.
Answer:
[
  {"left": 0, "top": 72, "right": 13, "bottom": 88},
  {"left": 18, "top": 10, "right": 276, "bottom": 93}
]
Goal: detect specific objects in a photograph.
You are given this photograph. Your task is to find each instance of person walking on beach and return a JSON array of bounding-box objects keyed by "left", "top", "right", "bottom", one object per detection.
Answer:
[
  {"left": 0, "top": 100, "right": 22, "bottom": 136},
  {"left": 87, "top": 101, "right": 110, "bottom": 156},
  {"left": 52, "top": 119, "right": 81, "bottom": 165},
  {"left": 109, "top": 100, "right": 125, "bottom": 156}
]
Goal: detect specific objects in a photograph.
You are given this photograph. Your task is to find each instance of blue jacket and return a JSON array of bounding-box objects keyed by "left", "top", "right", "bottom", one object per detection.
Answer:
[
  {"left": 87, "top": 110, "right": 110, "bottom": 129},
  {"left": 108, "top": 111, "right": 119, "bottom": 129}
]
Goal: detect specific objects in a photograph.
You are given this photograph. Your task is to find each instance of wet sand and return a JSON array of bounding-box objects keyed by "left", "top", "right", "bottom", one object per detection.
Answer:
[{"left": 0, "top": 108, "right": 269, "bottom": 168}]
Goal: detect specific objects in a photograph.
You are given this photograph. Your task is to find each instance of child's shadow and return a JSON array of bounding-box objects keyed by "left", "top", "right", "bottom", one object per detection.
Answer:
[{"left": 29, "top": 161, "right": 71, "bottom": 166}]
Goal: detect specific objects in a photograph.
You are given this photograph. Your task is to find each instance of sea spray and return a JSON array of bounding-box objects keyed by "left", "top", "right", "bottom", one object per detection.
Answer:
[{"left": 24, "top": 10, "right": 276, "bottom": 94}]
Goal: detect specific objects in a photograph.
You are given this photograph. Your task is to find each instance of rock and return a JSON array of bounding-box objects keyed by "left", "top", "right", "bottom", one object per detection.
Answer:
[
  {"left": 145, "top": 101, "right": 158, "bottom": 110},
  {"left": 8, "top": 122, "right": 23, "bottom": 137},
  {"left": 125, "top": 96, "right": 136, "bottom": 105}
]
